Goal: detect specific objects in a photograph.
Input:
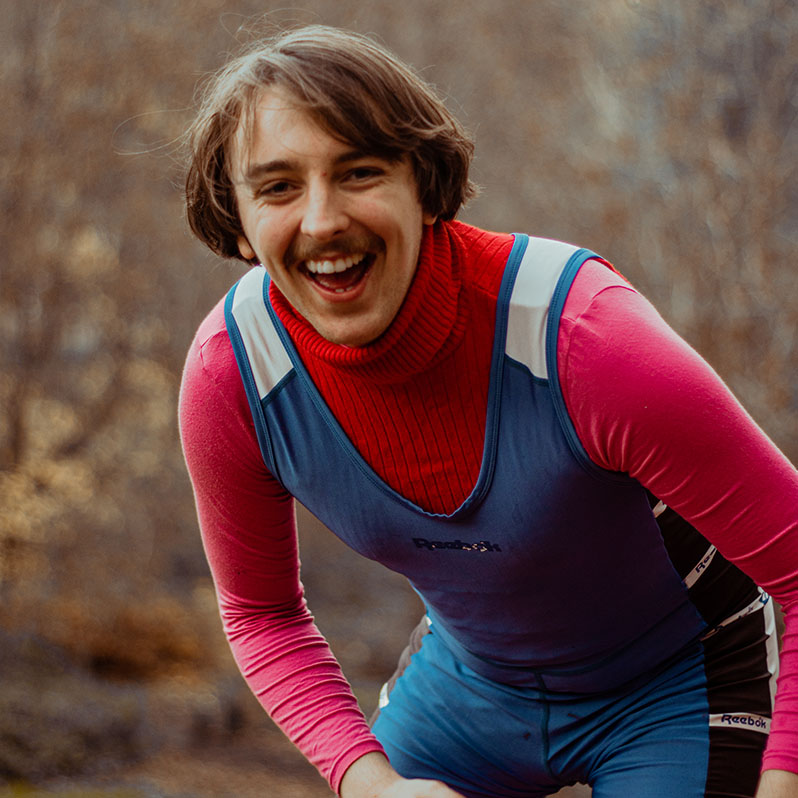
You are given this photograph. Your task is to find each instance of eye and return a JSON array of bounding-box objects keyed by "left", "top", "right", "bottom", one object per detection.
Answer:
[
  {"left": 344, "top": 165, "right": 384, "bottom": 183},
  {"left": 256, "top": 180, "right": 296, "bottom": 200}
]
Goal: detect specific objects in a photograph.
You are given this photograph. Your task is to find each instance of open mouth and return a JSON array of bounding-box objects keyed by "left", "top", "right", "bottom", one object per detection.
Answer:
[{"left": 301, "top": 253, "right": 376, "bottom": 294}]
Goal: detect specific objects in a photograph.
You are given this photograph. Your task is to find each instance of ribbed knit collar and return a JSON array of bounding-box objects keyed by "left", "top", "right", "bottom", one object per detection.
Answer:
[{"left": 269, "top": 221, "right": 468, "bottom": 384}]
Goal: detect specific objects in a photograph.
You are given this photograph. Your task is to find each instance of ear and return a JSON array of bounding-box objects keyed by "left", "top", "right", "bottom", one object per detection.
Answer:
[
  {"left": 422, "top": 212, "right": 437, "bottom": 226},
  {"left": 237, "top": 235, "right": 257, "bottom": 261}
]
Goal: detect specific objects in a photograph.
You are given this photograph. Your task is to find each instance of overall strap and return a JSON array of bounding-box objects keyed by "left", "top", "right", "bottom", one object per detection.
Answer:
[{"left": 224, "top": 267, "right": 293, "bottom": 481}]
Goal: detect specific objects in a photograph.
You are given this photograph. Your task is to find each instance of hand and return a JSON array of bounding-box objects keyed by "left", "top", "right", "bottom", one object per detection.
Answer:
[
  {"left": 374, "top": 779, "right": 465, "bottom": 797},
  {"left": 339, "top": 752, "right": 466, "bottom": 798},
  {"left": 756, "top": 769, "right": 798, "bottom": 798}
]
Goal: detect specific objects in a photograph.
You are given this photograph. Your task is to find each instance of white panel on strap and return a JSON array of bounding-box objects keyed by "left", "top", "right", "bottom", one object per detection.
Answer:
[
  {"left": 230, "top": 268, "right": 293, "bottom": 400},
  {"left": 506, "top": 237, "right": 581, "bottom": 380}
]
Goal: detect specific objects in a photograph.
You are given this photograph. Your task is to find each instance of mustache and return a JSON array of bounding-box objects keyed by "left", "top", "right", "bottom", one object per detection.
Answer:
[{"left": 285, "top": 233, "right": 385, "bottom": 269}]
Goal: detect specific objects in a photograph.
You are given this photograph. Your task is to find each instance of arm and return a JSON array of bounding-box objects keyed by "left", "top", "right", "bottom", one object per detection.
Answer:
[
  {"left": 339, "top": 753, "right": 466, "bottom": 798},
  {"left": 757, "top": 770, "right": 798, "bottom": 798},
  {"left": 558, "top": 262, "right": 798, "bottom": 780},
  {"left": 179, "top": 302, "right": 383, "bottom": 792}
]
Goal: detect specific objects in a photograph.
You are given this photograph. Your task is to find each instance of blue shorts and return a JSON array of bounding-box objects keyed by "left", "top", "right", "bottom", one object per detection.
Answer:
[{"left": 372, "top": 602, "right": 776, "bottom": 798}]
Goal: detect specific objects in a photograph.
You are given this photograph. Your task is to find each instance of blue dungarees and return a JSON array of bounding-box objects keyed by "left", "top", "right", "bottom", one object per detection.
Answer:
[{"left": 226, "top": 235, "right": 776, "bottom": 797}]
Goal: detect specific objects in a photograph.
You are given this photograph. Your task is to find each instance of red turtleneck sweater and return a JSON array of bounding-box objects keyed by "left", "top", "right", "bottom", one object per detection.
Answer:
[
  {"left": 179, "top": 221, "right": 798, "bottom": 791},
  {"left": 270, "top": 222, "right": 514, "bottom": 513}
]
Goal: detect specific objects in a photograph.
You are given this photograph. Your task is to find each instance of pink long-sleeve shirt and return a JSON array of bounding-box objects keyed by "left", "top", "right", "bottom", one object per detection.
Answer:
[{"left": 179, "top": 222, "right": 798, "bottom": 792}]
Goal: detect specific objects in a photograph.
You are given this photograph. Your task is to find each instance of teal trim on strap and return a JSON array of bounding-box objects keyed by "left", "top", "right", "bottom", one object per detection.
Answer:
[
  {"left": 545, "top": 250, "right": 636, "bottom": 484},
  {"left": 223, "top": 282, "right": 282, "bottom": 484}
]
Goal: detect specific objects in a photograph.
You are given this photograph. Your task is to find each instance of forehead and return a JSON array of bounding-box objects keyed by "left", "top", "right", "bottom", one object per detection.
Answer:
[{"left": 231, "top": 87, "right": 350, "bottom": 177}]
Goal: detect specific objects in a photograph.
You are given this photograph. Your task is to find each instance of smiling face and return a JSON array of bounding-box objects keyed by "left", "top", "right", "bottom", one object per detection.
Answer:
[{"left": 231, "top": 88, "right": 436, "bottom": 347}]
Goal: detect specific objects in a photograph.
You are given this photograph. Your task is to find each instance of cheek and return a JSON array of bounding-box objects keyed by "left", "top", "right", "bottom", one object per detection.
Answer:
[
  {"left": 250, "top": 217, "right": 291, "bottom": 261},
  {"left": 352, "top": 200, "right": 386, "bottom": 233}
]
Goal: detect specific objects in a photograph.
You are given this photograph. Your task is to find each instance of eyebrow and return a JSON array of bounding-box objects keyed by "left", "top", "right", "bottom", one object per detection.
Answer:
[{"left": 242, "top": 149, "right": 377, "bottom": 185}]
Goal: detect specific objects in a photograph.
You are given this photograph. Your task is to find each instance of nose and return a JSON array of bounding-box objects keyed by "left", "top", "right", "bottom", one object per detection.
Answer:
[{"left": 300, "top": 181, "right": 349, "bottom": 241}]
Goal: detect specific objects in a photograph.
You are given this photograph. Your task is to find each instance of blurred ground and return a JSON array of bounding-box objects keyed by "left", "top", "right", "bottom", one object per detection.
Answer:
[
  {"left": 11, "top": 736, "right": 591, "bottom": 798},
  {"left": 0, "top": 507, "right": 591, "bottom": 798},
  {"left": 13, "top": 737, "right": 591, "bottom": 798}
]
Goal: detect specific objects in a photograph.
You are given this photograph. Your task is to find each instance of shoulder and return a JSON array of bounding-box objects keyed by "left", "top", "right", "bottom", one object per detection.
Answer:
[
  {"left": 182, "top": 296, "right": 240, "bottom": 397},
  {"left": 189, "top": 296, "right": 234, "bottom": 368},
  {"left": 561, "top": 256, "right": 637, "bottom": 323},
  {"left": 179, "top": 294, "right": 254, "bottom": 446}
]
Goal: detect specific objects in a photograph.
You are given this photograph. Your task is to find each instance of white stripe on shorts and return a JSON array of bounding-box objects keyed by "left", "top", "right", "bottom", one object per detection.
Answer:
[{"left": 708, "top": 712, "right": 770, "bottom": 734}]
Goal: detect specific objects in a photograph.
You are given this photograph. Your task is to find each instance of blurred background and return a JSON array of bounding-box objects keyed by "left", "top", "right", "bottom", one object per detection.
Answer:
[{"left": 1, "top": 1, "right": 795, "bottom": 796}]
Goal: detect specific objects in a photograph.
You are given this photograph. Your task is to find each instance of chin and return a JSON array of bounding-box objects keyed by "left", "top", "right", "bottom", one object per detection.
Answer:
[
  {"left": 316, "top": 322, "right": 383, "bottom": 348},
  {"left": 325, "top": 332, "right": 376, "bottom": 348}
]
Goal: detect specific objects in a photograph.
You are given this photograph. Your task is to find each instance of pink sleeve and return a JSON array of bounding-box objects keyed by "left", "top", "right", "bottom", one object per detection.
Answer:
[
  {"left": 558, "top": 260, "right": 798, "bottom": 774},
  {"left": 178, "top": 300, "right": 384, "bottom": 792}
]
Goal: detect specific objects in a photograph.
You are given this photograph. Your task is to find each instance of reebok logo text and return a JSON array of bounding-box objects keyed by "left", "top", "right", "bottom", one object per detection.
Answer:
[
  {"left": 709, "top": 713, "right": 770, "bottom": 734},
  {"left": 720, "top": 714, "right": 769, "bottom": 730},
  {"left": 412, "top": 537, "right": 502, "bottom": 553}
]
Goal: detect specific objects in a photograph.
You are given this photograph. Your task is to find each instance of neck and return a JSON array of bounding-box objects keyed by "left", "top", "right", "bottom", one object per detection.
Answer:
[{"left": 270, "top": 222, "right": 467, "bottom": 383}]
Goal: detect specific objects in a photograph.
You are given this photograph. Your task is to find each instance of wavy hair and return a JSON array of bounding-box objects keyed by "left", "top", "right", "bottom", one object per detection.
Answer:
[{"left": 184, "top": 26, "right": 478, "bottom": 260}]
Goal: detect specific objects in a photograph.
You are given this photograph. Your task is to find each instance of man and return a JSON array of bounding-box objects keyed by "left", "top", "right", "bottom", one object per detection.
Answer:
[{"left": 179, "top": 25, "right": 798, "bottom": 798}]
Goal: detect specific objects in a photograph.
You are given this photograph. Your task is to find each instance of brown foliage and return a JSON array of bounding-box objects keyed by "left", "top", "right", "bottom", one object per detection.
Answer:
[{"left": 0, "top": 0, "right": 794, "bottom": 792}]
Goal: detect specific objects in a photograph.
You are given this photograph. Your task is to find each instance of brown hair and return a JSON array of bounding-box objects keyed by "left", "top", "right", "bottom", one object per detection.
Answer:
[{"left": 184, "top": 25, "right": 478, "bottom": 260}]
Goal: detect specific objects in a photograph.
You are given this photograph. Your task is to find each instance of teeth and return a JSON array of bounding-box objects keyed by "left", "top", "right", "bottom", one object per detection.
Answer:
[{"left": 305, "top": 254, "right": 362, "bottom": 274}]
